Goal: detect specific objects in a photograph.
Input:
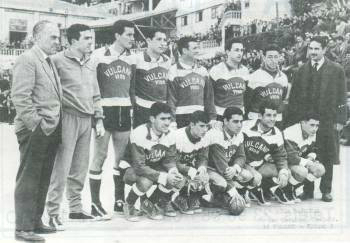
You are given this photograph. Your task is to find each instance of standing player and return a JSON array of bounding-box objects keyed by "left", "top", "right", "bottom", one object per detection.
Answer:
[
  {"left": 133, "top": 28, "right": 171, "bottom": 128},
  {"left": 88, "top": 19, "right": 136, "bottom": 218},
  {"left": 245, "top": 44, "right": 288, "bottom": 127},
  {"left": 209, "top": 38, "right": 249, "bottom": 120},
  {"left": 206, "top": 107, "right": 259, "bottom": 209},
  {"left": 123, "top": 102, "right": 184, "bottom": 221},
  {"left": 167, "top": 37, "right": 216, "bottom": 128},
  {"left": 173, "top": 111, "right": 210, "bottom": 214},
  {"left": 283, "top": 112, "right": 325, "bottom": 202},
  {"left": 242, "top": 102, "right": 292, "bottom": 205},
  {"left": 47, "top": 24, "right": 104, "bottom": 228}
]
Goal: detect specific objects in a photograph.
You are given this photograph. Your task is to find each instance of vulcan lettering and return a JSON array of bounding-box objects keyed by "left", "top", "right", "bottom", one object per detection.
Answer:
[
  {"left": 180, "top": 77, "right": 205, "bottom": 88},
  {"left": 244, "top": 140, "right": 269, "bottom": 153},
  {"left": 146, "top": 149, "right": 166, "bottom": 162},
  {"left": 104, "top": 65, "right": 131, "bottom": 78},
  {"left": 259, "top": 87, "right": 283, "bottom": 98},
  {"left": 144, "top": 72, "right": 168, "bottom": 82}
]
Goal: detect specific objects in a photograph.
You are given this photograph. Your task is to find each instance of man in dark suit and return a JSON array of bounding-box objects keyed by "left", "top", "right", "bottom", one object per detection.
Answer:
[
  {"left": 286, "top": 36, "right": 347, "bottom": 202},
  {"left": 11, "top": 20, "right": 62, "bottom": 242}
]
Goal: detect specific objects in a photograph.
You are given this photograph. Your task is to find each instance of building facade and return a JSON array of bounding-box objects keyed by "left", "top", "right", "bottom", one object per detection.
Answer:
[{"left": 0, "top": 0, "right": 106, "bottom": 45}]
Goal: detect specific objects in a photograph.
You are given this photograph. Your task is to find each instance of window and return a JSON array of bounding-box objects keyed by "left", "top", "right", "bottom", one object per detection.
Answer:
[
  {"left": 211, "top": 7, "right": 217, "bottom": 19},
  {"left": 245, "top": 0, "right": 250, "bottom": 8},
  {"left": 196, "top": 11, "right": 203, "bottom": 22},
  {"left": 181, "top": 16, "right": 188, "bottom": 26}
]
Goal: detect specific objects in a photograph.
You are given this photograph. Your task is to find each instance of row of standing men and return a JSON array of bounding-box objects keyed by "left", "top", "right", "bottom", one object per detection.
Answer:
[{"left": 10, "top": 19, "right": 347, "bottom": 242}]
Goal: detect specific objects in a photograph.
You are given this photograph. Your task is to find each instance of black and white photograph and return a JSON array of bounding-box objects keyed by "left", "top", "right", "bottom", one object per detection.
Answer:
[{"left": 0, "top": 0, "right": 349, "bottom": 242}]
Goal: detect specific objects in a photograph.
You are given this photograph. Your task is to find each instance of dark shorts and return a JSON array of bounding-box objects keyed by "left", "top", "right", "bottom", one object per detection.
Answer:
[
  {"left": 102, "top": 106, "right": 131, "bottom": 132},
  {"left": 133, "top": 105, "right": 151, "bottom": 129}
]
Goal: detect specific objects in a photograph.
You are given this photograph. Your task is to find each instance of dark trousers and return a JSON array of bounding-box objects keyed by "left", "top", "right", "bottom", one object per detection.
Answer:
[
  {"left": 133, "top": 105, "right": 151, "bottom": 129},
  {"left": 318, "top": 126, "right": 339, "bottom": 194},
  {"left": 15, "top": 124, "right": 60, "bottom": 231}
]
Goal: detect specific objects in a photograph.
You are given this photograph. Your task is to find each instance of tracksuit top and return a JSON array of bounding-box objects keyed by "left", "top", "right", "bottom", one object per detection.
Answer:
[
  {"left": 174, "top": 127, "right": 209, "bottom": 178},
  {"left": 207, "top": 128, "right": 246, "bottom": 175},
  {"left": 135, "top": 51, "right": 171, "bottom": 108},
  {"left": 246, "top": 68, "right": 288, "bottom": 121},
  {"left": 52, "top": 49, "right": 103, "bottom": 119},
  {"left": 91, "top": 46, "right": 135, "bottom": 107},
  {"left": 283, "top": 123, "right": 317, "bottom": 166},
  {"left": 167, "top": 61, "right": 216, "bottom": 119},
  {"left": 242, "top": 119, "right": 288, "bottom": 170},
  {"left": 209, "top": 62, "right": 249, "bottom": 115},
  {"left": 128, "top": 123, "right": 177, "bottom": 184}
]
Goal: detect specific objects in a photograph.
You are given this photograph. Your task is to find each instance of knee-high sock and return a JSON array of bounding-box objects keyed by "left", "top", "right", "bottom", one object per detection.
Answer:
[
  {"left": 89, "top": 170, "right": 102, "bottom": 205},
  {"left": 113, "top": 168, "right": 125, "bottom": 202},
  {"left": 149, "top": 184, "right": 172, "bottom": 204},
  {"left": 126, "top": 184, "right": 144, "bottom": 205},
  {"left": 261, "top": 177, "right": 279, "bottom": 194}
]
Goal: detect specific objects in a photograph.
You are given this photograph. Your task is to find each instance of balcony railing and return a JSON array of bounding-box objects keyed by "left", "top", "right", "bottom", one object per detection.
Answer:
[
  {"left": 0, "top": 41, "right": 220, "bottom": 58},
  {"left": 0, "top": 48, "right": 26, "bottom": 56}
]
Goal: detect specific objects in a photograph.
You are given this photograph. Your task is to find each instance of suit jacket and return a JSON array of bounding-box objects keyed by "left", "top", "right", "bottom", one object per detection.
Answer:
[
  {"left": 11, "top": 45, "right": 62, "bottom": 135},
  {"left": 286, "top": 57, "right": 347, "bottom": 164},
  {"left": 287, "top": 57, "right": 347, "bottom": 126}
]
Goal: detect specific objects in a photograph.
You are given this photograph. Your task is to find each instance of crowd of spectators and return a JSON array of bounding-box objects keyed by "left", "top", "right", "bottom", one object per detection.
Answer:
[{"left": 0, "top": 68, "right": 15, "bottom": 124}]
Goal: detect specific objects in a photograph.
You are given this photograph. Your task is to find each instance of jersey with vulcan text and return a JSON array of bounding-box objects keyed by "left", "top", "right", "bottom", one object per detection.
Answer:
[
  {"left": 91, "top": 46, "right": 135, "bottom": 107},
  {"left": 167, "top": 61, "right": 216, "bottom": 119},
  {"left": 283, "top": 123, "right": 317, "bottom": 166},
  {"left": 127, "top": 123, "right": 176, "bottom": 182},
  {"left": 246, "top": 68, "right": 288, "bottom": 121},
  {"left": 207, "top": 128, "right": 246, "bottom": 175},
  {"left": 134, "top": 51, "right": 171, "bottom": 108},
  {"left": 209, "top": 62, "right": 249, "bottom": 115},
  {"left": 174, "top": 127, "right": 209, "bottom": 175},
  {"left": 242, "top": 119, "right": 288, "bottom": 170}
]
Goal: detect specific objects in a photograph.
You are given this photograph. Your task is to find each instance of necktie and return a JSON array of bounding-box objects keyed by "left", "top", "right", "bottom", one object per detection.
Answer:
[
  {"left": 46, "top": 57, "right": 58, "bottom": 82},
  {"left": 313, "top": 62, "right": 318, "bottom": 71}
]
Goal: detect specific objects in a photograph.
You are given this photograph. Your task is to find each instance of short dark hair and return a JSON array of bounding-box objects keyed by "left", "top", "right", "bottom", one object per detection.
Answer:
[
  {"left": 150, "top": 102, "right": 172, "bottom": 117},
  {"left": 223, "top": 107, "right": 243, "bottom": 121},
  {"left": 225, "top": 38, "right": 243, "bottom": 51},
  {"left": 177, "top": 37, "right": 197, "bottom": 55},
  {"left": 301, "top": 111, "right": 320, "bottom": 122},
  {"left": 190, "top": 111, "right": 210, "bottom": 124},
  {"left": 310, "top": 36, "right": 328, "bottom": 49},
  {"left": 263, "top": 44, "right": 280, "bottom": 55},
  {"left": 66, "top": 24, "right": 90, "bottom": 44},
  {"left": 258, "top": 101, "right": 278, "bottom": 115},
  {"left": 112, "top": 19, "right": 134, "bottom": 36},
  {"left": 144, "top": 28, "right": 166, "bottom": 40}
]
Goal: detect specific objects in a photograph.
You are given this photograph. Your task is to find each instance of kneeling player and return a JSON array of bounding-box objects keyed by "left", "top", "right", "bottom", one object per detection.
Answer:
[
  {"left": 173, "top": 111, "right": 211, "bottom": 214},
  {"left": 242, "top": 102, "right": 292, "bottom": 205},
  {"left": 283, "top": 112, "right": 325, "bottom": 202},
  {"left": 123, "top": 102, "right": 184, "bottom": 221},
  {"left": 207, "top": 107, "right": 259, "bottom": 212}
]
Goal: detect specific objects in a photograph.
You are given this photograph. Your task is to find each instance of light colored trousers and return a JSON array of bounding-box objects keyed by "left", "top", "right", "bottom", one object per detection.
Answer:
[{"left": 47, "top": 111, "right": 92, "bottom": 216}]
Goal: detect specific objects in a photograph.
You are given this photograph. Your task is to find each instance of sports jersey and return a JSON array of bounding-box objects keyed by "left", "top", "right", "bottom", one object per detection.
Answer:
[
  {"left": 246, "top": 68, "right": 288, "bottom": 121},
  {"left": 283, "top": 123, "right": 317, "bottom": 166},
  {"left": 242, "top": 119, "right": 288, "bottom": 170},
  {"left": 209, "top": 62, "right": 249, "bottom": 115},
  {"left": 207, "top": 128, "right": 246, "bottom": 175},
  {"left": 127, "top": 123, "right": 177, "bottom": 183},
  {"left": 134, "top": 51, "right": 171, "bottom": 108},
  {"left": 167, "top": 61, "right": 216, "bottom": 119},
  {"left": 174, "top": 127, "right": 209, "bottom": 178},
  {"left": 91, "top": 46, "right": 136, "bottom": 107}
]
